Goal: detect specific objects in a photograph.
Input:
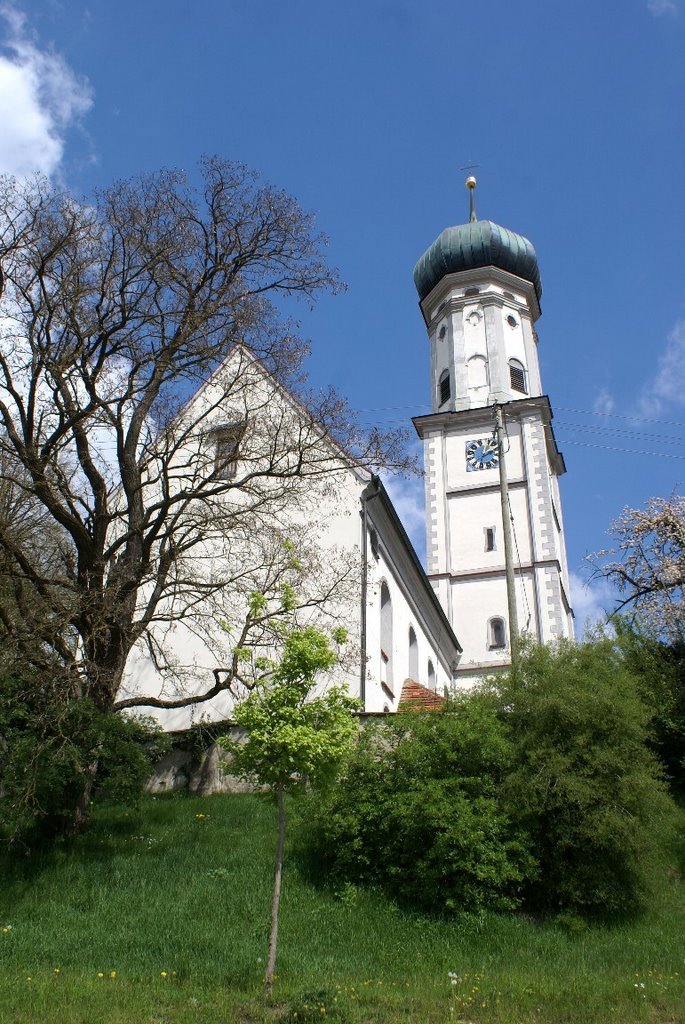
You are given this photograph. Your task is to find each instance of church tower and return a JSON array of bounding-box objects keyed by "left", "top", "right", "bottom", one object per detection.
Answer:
[{"left": 412, "top": 179, "right": 573, "bottom": 682}]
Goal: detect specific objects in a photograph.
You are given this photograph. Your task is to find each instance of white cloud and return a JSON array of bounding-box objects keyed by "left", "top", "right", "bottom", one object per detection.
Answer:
[
  {"left": 383, "top": 472, "right": 426, "bottom": 565},
  {"left": 593, "top": 387, "right": 615, "bottom": 417},
  {"left": 636, "top": 318, "right": 685, "bottom": 419},
  {"left": 0, "top": 3, "right": 92, "bottom": 177},
  {"left": 647, "top": 0, "right": 678, "bottom": 15},
  {"left": 569, "top": 571, "right": 617, "bottom": 637}
]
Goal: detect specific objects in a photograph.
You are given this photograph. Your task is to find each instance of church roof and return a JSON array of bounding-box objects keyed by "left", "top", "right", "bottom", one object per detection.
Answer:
[
  {"left": 398, "top": 679, "right": 447, "bottom": 712},
  {"left": 413, "top": 219, "right": 542, "bottom": 304}
]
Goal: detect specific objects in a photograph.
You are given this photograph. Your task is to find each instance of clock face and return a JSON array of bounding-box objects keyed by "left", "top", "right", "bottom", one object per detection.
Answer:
[{"left": 465, "top": 437, "right": 499, "bottom": 472}]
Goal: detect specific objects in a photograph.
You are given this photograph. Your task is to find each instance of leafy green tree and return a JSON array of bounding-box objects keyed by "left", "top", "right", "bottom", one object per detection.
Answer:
[
  {"left": 299, "top": 696, "right": 534, "bottom": 915},
  {"left": 486, "top": 637, "right": 673, "bottom": 918},
  {"left": 220, "top": 626, "right": 358, "bottom": 995},
  {"left": 617, "top": 623, "right": 685, "bottom": 793}
]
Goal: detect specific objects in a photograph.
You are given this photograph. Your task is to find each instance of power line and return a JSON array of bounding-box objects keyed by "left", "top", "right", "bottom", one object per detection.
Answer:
[
  {"left": 557, "top": 438, "right": 685, "bottom": 460},
  {"left": 507, "top": 492, "right": 533, "bottom": 632},
  {"left": 556, "top": 405, "right": 685, "bottom": 428},
  {"left": 354, "top": 400, "right": 685, "bottom": 431},
  {"left": 556, "top": 422, "right": 685, "bottom": 444}
]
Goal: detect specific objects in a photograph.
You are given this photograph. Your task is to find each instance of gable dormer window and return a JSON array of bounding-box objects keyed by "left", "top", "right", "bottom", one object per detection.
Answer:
[{"left": 212, "top": 422, "right": 245, "bottom": 480}]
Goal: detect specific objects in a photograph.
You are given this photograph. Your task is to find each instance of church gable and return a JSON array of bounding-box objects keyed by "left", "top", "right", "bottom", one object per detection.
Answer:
[{"left": 120, "top": 342, "right": 460, "bottom": 728}]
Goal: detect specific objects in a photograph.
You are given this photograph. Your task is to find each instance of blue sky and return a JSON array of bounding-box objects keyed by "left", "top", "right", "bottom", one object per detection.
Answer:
[{"left": 1, "top": 0, "right": 684, "bottom": 629}]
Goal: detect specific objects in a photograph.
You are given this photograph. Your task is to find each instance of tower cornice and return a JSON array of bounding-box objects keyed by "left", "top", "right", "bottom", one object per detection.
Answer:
[
  {"left": 418, "top": 265, "right": 541, "bottom": 327},
  {"left": 413, "top": 395, "right": 566, "bottom": 476},
  {"left": 426, "top": 287, "right": 535, "bottom": 332}
]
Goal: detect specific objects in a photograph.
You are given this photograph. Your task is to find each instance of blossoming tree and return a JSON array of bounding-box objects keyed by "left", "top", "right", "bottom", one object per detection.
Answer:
[{"left": 591, "top": 496, "right": 685, "bottom": 642}]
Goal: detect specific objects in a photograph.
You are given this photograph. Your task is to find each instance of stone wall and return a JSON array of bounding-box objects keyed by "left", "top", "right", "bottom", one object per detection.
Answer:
[
  {"left": 144, "top": 712, "right": 391, "bottom": 796},
  {"left": 144, "top": 725, "right": 260, "bottom": 797}
]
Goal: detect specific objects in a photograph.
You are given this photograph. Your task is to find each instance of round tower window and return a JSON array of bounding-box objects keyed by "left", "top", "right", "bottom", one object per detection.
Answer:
[{"left": 506, "top": 314, "right": 518, "bottom": 328}]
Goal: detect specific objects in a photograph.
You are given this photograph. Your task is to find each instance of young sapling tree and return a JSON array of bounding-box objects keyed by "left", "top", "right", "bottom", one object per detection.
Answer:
[{"left": 220, "top": 623, "right": 358, "bottom": 995}]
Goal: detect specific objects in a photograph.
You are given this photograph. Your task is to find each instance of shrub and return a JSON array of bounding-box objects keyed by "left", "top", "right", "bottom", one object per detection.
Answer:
[
  {"left": 298, "top": 638, "right": 677, "bottom": 922},
  {"left": 0, "top": 670, "right": 168, "bottom": 849},
  {"left": 298, "top": 696, "right": 534, "bottom": 914}
]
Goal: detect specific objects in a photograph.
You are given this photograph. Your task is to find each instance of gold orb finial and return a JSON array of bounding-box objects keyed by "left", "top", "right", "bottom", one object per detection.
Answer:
[{"left": 465, "top": 175, "right": 477, "bottom": 191}]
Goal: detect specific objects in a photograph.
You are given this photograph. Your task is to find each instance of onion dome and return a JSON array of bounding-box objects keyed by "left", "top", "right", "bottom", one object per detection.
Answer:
[{"left": 413, "top": 219, "right": 542, "bottom": 304}]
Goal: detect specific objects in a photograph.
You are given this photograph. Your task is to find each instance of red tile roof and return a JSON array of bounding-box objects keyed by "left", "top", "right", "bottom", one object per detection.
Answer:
[{"left": 398, "top": 679, "right": 446, "bottom": 712}]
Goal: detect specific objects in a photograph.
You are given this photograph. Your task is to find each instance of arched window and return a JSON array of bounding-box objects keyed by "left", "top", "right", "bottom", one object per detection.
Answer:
[
  {"left": 408, "top": 626, "right": 418, "bottom": 681},
  {"left": 427, "top": 659, "right": 436, "bottom": 688},
  {"left": 509, "top": 359, "right": 527, "bottom": 395},
  {"left": 488, "top": 617, "right": 507, "bottom": 650},
  {"left": 438, "top": 369, "right": 451, "bottom": 406},
  {"left": 380, "top": 582, "right": 393, "bottom": 694}
]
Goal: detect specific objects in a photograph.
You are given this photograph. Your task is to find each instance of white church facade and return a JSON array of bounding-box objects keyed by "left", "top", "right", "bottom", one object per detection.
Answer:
[{"left": 121, "top": 185, "right": 573, "bottom": 726}]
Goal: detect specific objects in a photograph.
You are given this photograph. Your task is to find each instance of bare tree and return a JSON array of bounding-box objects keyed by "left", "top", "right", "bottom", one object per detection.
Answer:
[{"left": 0, "top": 159, "right": 408, "bottom": 823}]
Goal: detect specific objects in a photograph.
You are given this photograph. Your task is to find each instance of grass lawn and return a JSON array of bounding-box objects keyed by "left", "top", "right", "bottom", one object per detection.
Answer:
[{"left": 0, "top": 792, "right": 683, "bottom": 1023}]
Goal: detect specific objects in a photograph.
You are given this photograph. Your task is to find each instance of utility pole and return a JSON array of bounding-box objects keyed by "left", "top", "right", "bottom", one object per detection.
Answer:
[{"left": 494, "top": 403, "right": 519, "bottom": 663}]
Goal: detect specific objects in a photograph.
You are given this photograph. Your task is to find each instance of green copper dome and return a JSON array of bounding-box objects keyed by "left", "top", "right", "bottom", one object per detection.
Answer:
[{"left": 413, "top": 219, "right": 542, "bottom": 304}]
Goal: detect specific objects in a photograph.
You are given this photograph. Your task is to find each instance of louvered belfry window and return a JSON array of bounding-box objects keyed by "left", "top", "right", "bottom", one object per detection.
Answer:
[
  {"left": 509, "top": 361, "right": 527, "bottom": 394},
  {"left": 439, "top": 370, "right": 451, "bottom": 406}
]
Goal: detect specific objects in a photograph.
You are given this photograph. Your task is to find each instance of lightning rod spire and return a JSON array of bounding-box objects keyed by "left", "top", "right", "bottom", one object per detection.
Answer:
[{"left": 465, "top": 175, "right": 477, "bottom": 222}]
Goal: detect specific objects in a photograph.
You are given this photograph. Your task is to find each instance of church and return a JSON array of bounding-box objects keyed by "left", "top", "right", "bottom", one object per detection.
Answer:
[{"left": 122, "top": 180, "right": 574, "bottom": 728}]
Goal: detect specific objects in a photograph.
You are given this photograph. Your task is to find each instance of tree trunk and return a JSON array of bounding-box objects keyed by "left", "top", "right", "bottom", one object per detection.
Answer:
[
  {"left": 263, "top": 780, "right": 286, "bottom": 996},
  {"left": 69, "top": 754, "right": 100, "bottom": 835}
]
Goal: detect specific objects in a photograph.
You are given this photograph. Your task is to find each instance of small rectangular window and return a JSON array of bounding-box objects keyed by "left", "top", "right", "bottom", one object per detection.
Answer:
[
  {"left": 439, "top": 373, "right": 451, "bottom": 406},
  {"left": 485, "top": 527, "right": 495, "bottom": 552}
]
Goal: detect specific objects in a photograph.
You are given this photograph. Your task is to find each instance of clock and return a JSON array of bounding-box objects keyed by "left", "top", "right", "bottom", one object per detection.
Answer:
[{"left": 465, "top": 437, "right": 499, "bottom": 472}]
